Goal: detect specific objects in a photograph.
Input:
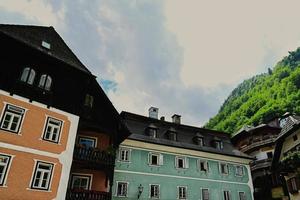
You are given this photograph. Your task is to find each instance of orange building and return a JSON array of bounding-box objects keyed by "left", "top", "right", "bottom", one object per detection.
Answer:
[{"left": 0, "top": 24, "right": 129, "bottom": 200}]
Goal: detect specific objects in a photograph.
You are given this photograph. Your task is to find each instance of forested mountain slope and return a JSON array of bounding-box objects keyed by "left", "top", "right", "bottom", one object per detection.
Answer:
[{"left": 205, "top": 47, "right": 300, "bottom": 134}]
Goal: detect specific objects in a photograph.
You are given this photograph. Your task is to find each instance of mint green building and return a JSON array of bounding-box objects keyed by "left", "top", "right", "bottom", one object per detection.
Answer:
[{"left": 113, "top": 108, "right": 254, "bottom": 200}]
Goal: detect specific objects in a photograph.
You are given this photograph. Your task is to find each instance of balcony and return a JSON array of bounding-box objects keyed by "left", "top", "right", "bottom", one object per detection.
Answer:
[
  {"left": 250, "top": 158, "right": 272, "bottom": 171},
  {"left": 240, "top": 136, "right": 277, "bottom": 153},
  {"left": 66, "top": 189, "right": 111, "bottom": 200},
  {"left": 73, "top": 146, "right": 115, "bottom": 167}
]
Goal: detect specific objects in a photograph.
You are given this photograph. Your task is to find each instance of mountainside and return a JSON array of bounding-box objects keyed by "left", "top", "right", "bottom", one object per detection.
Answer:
[{"left": 205, "top": 47, "right": 300, "bottom": 134}]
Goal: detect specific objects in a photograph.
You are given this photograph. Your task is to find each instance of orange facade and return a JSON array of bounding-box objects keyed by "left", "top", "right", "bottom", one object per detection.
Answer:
[{"left": 0, "top": 91, "right": 78, "bottom": 200}]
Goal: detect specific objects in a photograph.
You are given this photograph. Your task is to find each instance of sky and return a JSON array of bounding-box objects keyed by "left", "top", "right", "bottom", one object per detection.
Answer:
[{"left": 2, "top": 0, "right": 300, "bottom": 127}]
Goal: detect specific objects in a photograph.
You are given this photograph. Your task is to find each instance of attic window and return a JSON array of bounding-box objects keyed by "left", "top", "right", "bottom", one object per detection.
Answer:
[
  {"left": 42, "top": 41, "right": 51, "bottom": 49},
  {"left": 214, "top": 140, "right": 223, "bottom": 150},
  {"left": 148, "top": 128, "right": 158, "bottom": 138},
  {"left": 84, "top": 94, "right": 94, "bottom": 108},
  {"left": 193, "top": 133, "right": 204, "bottom": 146},
  {"left": 168, "top": 131, "right": 177, "bottom": 141}
]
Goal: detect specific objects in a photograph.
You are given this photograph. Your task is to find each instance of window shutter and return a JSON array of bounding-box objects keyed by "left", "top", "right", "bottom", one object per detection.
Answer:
[
  {"left": 148, "top": 153, "right": 151, "bottom": 164},
  {"left": 159, "top": 154, "right": 163, "bottom": 165},
  {"left": 204, "top": 161, "right": 208, "bottom": 171},
  {"left": 287, "top": 179, "right": 293, "bottom": 193},
  {"left": 185, "top": 157, "right": 189, "bottom": 168},
  {"left": 197, "top": 159, "right": 200, "bottom": 169},
  {"left": 175, "top": 156, "right": 178, "bottom": 168}
]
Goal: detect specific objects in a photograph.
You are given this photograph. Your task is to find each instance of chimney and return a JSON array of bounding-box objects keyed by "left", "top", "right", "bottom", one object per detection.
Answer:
[
  {"left": 172, "top": 114, "right": 181, "bottom": 124},
  {"left": 149, "top": 107, "right": 158, "bottom": 119}
]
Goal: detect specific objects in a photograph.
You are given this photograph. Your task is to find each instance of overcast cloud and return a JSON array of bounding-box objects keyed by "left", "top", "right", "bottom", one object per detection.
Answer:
[{"left": 1, "top": 0, "right": 300, "bottom": 127}]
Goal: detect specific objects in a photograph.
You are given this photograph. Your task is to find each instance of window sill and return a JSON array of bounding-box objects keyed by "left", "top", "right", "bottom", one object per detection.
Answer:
[{"left": 27, "top": 188, "right": 52, "bottom": 192}]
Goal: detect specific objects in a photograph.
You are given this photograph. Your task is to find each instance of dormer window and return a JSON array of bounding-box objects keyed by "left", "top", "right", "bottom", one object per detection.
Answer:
[
  {"left": 146, "top": 124, "right": 158, "bottom": 139},
  {"left": 167, "top": 128, "right": 177, "bottom": 141},
  {"left": 193, "top": 133, "right": 204, "bottom": 146},
  {"left": 39, "top": 74, "right": 52, "bottom": 91},
  {"left": 212, "top": 137, "right": 223, "bottom": 150},
  {"left": 20, "top": 67, "right": 36, "bottom": 85}
]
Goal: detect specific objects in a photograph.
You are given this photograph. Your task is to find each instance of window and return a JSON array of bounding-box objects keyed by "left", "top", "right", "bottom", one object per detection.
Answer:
[
  {"left": 0, "top": 154, "right": 11, "bottom": 186},
  {"left": 168, "top": 131, "right": 177, "bottom": 141},
  {"left": 235, "top": 165, "right": 244, "bottom": 176},
  {"left": 293, "top": 135, "right": 298, "bottom": 141},
  {"left": 202, "top": 189, "right": 209, "bottom": 200},
  {"left": 220, "top": 163, "right": 229, "bottom": 175},
  {"left": 38, "top": 74, "right": 52, "bottom": 91},
  {"left": 84, "top": 94, "right": 94, "bottom": 108},
  {"left": 0, "top": 104, "right": 25, "bottom": 133},
  {"left": 198, "top": 160, "right": 209, "bottom": 172},
  {"left": 31, "top": 161, "right": 54, "bottom": 190},
  {"left": 149, "top": 128, "right": 158, "bottom": 138},
  {"left": 119, "top": 148, "right": 130, "bottom": 162},
  {"left": 71, "top": 174, "right": 91, "bottom": 190},
  {"left": 238, "top": 192, "right": 246, "bottom": 200},
  {"left": 214, "top": 140, "right": 223, "bottom": 149},
  {"left": 223, "top": 191, "right": 231, "bottom": 200},
  {"left": 43, "top": 117, "right": 62, "bottom": 143},
  {"left": 178, "top": 186, "right": 187, "bottom": 199},
  {"left": 116, "top": 182, "right": 128, "bottom": 197},
  {"left": 20, "top": 67, "right": 36, "bottom": 85},
  {"left": 78, "top": 136, "right": 97, "bottom": 148},
  {"left": 196, "top": 137, "right": 204, "bottom": 146},
  {"left": 287, "top": 177, "right": 300, "bottom": 193},
  {"left": 176, "top": 157, "right": 188, "bottom": 169},
  {"left": 150, "top": 184, "right": 160, "bottom": 199},
  {"left": 149, "top": 153, "right": 163, "bottom": 166}
]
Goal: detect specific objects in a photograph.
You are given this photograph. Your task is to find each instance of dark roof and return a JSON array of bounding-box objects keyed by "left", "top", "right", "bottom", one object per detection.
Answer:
[
  {"left": 121, "top": 111, "right": 252, "bottom": 160},
  {"left": 0, "top": 24, "right": 92, "bottom": 75}
]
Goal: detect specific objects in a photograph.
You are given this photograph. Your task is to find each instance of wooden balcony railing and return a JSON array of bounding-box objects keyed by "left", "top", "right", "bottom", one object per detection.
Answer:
[
  {"left": 250, "top": 158, "right": 272, "bottom": 171},
  {"left": 73, "top": 146, "right": 115, "bottom": 166},
  {"left": 240, "top": 136, "right": 277, "bottom": 152},
  {"left": 66, "top": 189, "right": 111, "bottom": 200}
]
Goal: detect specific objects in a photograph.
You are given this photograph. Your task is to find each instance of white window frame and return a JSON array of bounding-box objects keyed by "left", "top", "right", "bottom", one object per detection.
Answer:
[
  {"left": 198, "top": 159, "right": 209, "bottom": 172},
  {"left": 78, "top": 136, "right": 97, "bottom": 148},
  {"left": 238, "top": 191, "right": 246, "bottom": 200},
  {"left": 0, "top": 104, "right": 25, "bottom": 134},
  {"left": 119, "top": 148, "right": 131, "bottom": 162},
  {"left": 20, "top": 67, "right": 36, "bottom": 85},
  {"left": 42, "top": 117, "right": 63, "bottom": 143},
  {"left": 223, "top": 190, "right": 231, "bottom": 200},
  {"left": 149, "top": 152, "right": 163, "bottom": 166},
  {"left": 70, "top": 173, "right": 92, "bottom": 190},
  {"left": 178, "top": 186, "right": 187, "bottom": 199},
  {"left": 30, "top": 161, "right": 54, "bottom": 191},
  {"left": 149, "top": 184, "right": 160, "bottom": 199},
  {"left": 235, "top": 165, "right": 244, "bottom": 177},
  {"left": 116, "top": 181, "right": 128, "bottom": 197},
  {"left": 220, "top": 163, "right": 229, "bottom": 175},
  {"left": 175, "top": 156, "right": 189, "bottom": 169},
  {"left": 0, "top": 154, "right": 12, "bottom": 186},
  {"left": 201, "top": 188, "right": 209, "bottom": 200}
]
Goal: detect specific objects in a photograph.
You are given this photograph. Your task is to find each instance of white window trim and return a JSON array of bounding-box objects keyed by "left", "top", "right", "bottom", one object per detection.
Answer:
[
  {"left": 149, "top": 184, "right": 160, "bottom": 199},
  {"left": 0, "top": 153, "right": 14, "bottom": 187},
  {"left": 219, "top": 162, "right": 229, "bottom": 175},
  {"left": 78, "top": 135, "right": 98, "bottom": 148},
  {"left": 29, "top": 160, "right": 55, "bottom": 191},
  {"left": 235, "top": 165, "right": 244, "bottom": 177},
  {"left": 115, "top": 181, "right": 129, "bottom": 197},
  {"left": 41, "top": 116, "right": 64, "bottom": 144},
  {"left": 177, "top": 186, "right": 187, "bottom": 199},
  {"left": 118, "top": 148, "right": 131, "bottom": 162},
  {"left": 0, "top": 102, "right": 27, "bottom": 134},
  {"left": 237, "top": 191, "right": 246, "bottom": 200},
  {"left": 148, "top": 152, "right": 163, "bottom": 166},
  {"left": 200, "top": 188, "right": 210, "bottom": 200},
  {"left": 223, "top": 190, "right": 231, "bottom": 200},
  {"left": 198, "top": 159, "right": 209, "bottom": 173},
  {"left": 175, "top": 156, "right": 189, "bottom": 169},
  {"left": 70, "top": 173, "right": 93, "bottom": 190}
]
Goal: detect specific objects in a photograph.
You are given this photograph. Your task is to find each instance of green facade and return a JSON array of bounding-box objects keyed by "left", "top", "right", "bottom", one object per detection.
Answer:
[{"left": 112, "top": 144, "right": 253, "bottom": 200}]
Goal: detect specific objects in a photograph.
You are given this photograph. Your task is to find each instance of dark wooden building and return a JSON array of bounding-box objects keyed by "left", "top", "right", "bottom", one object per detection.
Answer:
[{"left": 0, "top": 24, "right": 129, "bottom": 200}]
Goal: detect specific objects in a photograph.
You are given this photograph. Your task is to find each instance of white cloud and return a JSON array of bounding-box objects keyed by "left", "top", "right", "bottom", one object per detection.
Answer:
[
  {"left": 164, "top": 0, "right": 300, "bottom": 88},
  {"left": 0, "top": 0, "right": 64, "bottom": 28}
]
